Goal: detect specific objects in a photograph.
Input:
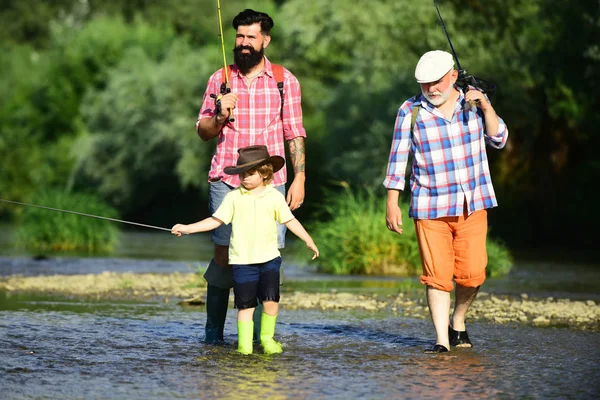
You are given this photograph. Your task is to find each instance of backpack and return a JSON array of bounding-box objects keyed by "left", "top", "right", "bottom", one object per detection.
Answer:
[{"left": 221, "top": 64, "right": 285, "bottom": 119}]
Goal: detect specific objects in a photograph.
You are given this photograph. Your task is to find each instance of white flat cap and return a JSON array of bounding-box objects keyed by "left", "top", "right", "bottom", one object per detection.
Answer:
[{"left": 415, "top": 50, "right": 455, "bottom": 83}]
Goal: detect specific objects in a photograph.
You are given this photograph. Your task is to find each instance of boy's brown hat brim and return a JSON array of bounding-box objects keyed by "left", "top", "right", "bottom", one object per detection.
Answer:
[
  {"left": 223, "top": 156, "right": 285, "bottom": 175},
  {"left": 223, "top": 145, "right": 285, "bottom": 175}
]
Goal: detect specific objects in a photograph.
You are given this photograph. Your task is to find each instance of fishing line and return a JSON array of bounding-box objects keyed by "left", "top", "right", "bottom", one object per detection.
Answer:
[{"left": 0, "top": 198, "right": 172, "bottom": 232}]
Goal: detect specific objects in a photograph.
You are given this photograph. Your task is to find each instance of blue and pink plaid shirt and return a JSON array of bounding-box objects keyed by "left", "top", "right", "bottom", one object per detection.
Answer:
[
  {"left": 197, "top": 57, "right": 306, "bottom": 188},
  {"left": 383, "top": 90, "right": 508, "bottom": 219}
]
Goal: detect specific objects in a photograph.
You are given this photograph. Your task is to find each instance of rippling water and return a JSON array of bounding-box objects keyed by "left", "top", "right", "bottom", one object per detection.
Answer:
[
  {"left": 1, "top": 292, "right": 599, "bottom": 399},
  {"left": 1, "top": 227, "right": 599, "bottom": 398}
]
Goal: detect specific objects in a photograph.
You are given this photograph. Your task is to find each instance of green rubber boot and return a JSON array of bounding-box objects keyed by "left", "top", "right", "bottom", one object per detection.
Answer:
[
  {"left": 260, "top": 313, "right": 283, "bottom": 355},
  {"left": 237, "top": 320, "right": 254, "bottom": 355},
  {"left": 252, "top": 301, "right": 263, "bottom": 343}
]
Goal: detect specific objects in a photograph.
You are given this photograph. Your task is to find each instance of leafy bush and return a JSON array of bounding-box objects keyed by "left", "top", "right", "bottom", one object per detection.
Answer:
[
  {"left": 308, "top": 185, "right": 514, "bottom": 278},
  {"left": 309, "top": 186, "right": 421, "bottom": 276},
  {"left": 486, "top": 238, "right": 514, "bottom": 277},
  {"left": 15, "top": 190, "right": 119, "bottom": 254}
]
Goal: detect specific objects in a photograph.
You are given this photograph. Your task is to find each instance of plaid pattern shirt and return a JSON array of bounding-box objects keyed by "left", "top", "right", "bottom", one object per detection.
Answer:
[
  {"left": 197, "top": 57, "right": 306, "bottom": 187},
  {"left": 383, "top": 90, "right": 508, "bottom": 219}
]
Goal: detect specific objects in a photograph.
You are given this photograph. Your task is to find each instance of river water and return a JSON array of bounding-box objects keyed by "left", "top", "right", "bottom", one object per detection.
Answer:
[{"left": 1, "top": 228, "right": 599, "bottom": 399}]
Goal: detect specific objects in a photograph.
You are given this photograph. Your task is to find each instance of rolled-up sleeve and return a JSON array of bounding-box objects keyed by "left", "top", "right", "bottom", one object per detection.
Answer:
[
  {"left": 486, "top": 115, "right": 508, "bottom": 149},
  {"left": 282, "top": 71, "right": 306, "bottom": 141}
]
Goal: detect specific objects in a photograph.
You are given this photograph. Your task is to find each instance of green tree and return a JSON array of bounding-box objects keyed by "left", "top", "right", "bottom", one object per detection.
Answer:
[
  {"left": 0, "top": 0, "right": 78, "bottom": 48},
  {"left": 0, "top": 16, "right": 181, "bottom": 218},
  {"left": 0, "top": 0, "right": 278, "bottom": 49},
  {"left": 73, "top": 41, "right": 217, "bottom": 218}
]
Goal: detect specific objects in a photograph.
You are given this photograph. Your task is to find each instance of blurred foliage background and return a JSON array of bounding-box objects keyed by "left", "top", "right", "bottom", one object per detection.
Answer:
[{"left": 0, "top": 0, "right": 598, "bottom": 254}]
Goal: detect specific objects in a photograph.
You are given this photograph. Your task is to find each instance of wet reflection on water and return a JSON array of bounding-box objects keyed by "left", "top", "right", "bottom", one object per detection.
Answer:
[{"left": 1, "top": 294, "right": 599, "bottom": 399}]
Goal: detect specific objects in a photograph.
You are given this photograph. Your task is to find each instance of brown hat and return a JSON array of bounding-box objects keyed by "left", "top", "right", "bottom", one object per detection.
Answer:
[{"left": 223, "top": 145, "right": 285, "bottom": 175}]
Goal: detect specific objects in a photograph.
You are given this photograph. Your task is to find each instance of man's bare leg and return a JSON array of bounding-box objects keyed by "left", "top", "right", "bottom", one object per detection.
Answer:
[
  {"left": 449, "top": 285, "right": 479, "bottom": 348},
  {"left": 426, "top": 286, "right": 451, "bottom": 350}
]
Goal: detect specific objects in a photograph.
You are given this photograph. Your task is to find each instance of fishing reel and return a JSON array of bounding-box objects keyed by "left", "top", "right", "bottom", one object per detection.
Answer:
[
  {"left": 209, "top": 92, "right": 235, "bottom": 123},
  {"left": 457, "top": 70, "right": 497, "bottom": 97},
  {"left": 455, "top": 69, "right": 497, "bottom": 107}
]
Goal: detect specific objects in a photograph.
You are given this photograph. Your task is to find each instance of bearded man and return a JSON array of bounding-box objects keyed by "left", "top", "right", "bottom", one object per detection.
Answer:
[
  {"left": 196, "top": 9, "right": 307, "bottom": 344},
  {"left": 384, "top": 50, "right": 509, "bottom": 353}
]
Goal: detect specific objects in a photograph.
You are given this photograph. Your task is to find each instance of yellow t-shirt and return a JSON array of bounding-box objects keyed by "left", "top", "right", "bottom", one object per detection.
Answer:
[{"left": 212, "top": 185, "right": 295, "bottom": 265}]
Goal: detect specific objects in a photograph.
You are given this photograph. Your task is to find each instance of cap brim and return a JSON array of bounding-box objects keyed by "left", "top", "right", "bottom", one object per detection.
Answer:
[{"left": 415, "top": 67, "right": 453, "bottom": 84}]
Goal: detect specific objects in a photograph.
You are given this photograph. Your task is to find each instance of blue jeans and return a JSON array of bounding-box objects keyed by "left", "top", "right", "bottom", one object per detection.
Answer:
[{"left": 208, "top": 180, "right": 287, "bottom": 248}]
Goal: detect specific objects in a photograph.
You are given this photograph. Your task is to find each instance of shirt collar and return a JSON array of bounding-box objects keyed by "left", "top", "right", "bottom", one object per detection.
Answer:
[
  {"left": 239, "top": 184, "right": 273, "bottom": 197},
  {"left": 262, "top": 57, "right": 275, "bottom": 78}
]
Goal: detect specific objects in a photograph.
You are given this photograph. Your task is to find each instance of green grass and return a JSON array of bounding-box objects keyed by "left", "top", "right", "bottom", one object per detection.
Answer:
[
  {"left": 486, "top": 238, "right": 514, "bottom": 277},
  {"left": 308, "top": 186, "right": 421, "bottom": 276},
  {"left": 15, "top": 189, "right": 119, "bottom": 254},
  {"left": 308, "top": 186, "right": 513, "bottom": 278},
  {"left": 118, "top": 278, "right": 134, "bottom": 289}
]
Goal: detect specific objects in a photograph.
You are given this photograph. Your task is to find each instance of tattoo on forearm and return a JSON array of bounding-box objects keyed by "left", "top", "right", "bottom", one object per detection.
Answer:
[{"left": 288, "top": 137, "right": 306, "bottom": 173}]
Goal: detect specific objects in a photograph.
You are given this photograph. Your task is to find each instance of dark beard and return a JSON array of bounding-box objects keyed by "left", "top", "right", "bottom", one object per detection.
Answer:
[{"left": 233, "top": 45, "right": 264, "bottom": 74}]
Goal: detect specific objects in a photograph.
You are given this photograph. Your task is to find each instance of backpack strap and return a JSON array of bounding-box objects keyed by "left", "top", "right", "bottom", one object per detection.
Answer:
[
  {"left": 271, "top": 64, "right": 285, "bottom": 119},
  {"left": 405, "top": 102, "right": 421, "bottom": 178},
  {"left": 410, "top": 104, "right": 420, "bottom": 136}
]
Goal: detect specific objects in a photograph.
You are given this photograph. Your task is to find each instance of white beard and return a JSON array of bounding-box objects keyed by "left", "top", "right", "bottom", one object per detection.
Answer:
[{"left": 422, "top": 85, "right": 453, "bottom": 106}]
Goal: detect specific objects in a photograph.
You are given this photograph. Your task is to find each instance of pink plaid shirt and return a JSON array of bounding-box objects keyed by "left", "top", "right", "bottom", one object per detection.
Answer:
[{"left": 197, "top": 57, "right": 306, "bottom": 187}]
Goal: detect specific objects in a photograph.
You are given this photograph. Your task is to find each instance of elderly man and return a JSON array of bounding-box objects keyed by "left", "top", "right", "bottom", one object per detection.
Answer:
[{"left": 384, "top": 50, "right": 508, "bottom": 353}]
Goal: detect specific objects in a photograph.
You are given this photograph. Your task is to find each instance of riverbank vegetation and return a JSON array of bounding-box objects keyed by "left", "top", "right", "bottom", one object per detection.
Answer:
[
  {"left": 15, "top": 190, "right": 119, "bottom": 253},
  {"left": 309, "top": 187, "right": 513, "bottom": 277}
]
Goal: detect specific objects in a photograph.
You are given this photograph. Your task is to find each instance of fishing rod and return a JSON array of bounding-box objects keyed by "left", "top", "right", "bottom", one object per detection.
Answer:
[
  {"left": 210, "top": 0, "right": 235, "bottom": 122},
  {"left": 432, "top": 0, "right": 496, "bottom": 95},
  {"left": 217, "top": 0, "right": 229, "bottom": 85},
  {"left": 0, "top": 198, "right": 172, "bottom": 232}
]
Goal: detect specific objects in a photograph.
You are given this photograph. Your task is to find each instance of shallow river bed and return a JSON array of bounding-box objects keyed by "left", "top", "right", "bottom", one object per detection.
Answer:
[
  {"left": 1, "top": 293, "right": 599, "bottom": 399},
  {"left": 1, "top": 229, "right": 599, "bottom": 398}
]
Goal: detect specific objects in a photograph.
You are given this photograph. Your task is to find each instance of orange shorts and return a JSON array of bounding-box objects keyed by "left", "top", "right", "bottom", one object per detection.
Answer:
[{"left": 414, "top": 208, "right": 488, "bottom": 292}]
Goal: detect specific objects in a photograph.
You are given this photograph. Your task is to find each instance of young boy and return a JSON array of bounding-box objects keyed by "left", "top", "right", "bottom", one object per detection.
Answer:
[{"left": 171, "top": 145, "right": 319, "bottom": 355}]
